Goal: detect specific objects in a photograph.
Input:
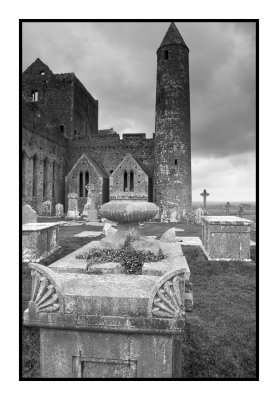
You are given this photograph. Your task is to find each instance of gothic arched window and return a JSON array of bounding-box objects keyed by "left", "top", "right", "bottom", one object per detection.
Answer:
[
  {"left": 79, "top": 172, "right": 83, "bottom": 197},
  {"left": 130, "top": 171, "right": 134, "bottom": 191},
  {"left": 123, "top": 171, "right": 128, "bottom": 191},
  {"left": 85, "top": 171, "right": 89, "bottom": 197}
]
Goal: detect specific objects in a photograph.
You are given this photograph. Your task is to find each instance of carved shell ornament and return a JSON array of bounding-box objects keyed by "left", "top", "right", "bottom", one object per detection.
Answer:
[
  {"left": 29, "top": 270, "right": 60, "bottom": 313},
  {"left": 151, "top": 273, "right": 185, "bottom": 318}
]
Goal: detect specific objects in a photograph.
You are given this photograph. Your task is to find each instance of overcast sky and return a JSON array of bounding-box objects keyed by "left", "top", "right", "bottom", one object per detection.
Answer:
[{"left": 22, "top": 21, "right": 256, "bottom": 202}]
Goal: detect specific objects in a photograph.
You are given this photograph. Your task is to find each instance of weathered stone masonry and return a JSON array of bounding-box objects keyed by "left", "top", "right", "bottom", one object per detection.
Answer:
[
  {"left": 154, "top": 23, "right": 192, "bottom": 221},
  {"left": 22, "top": 23, "right": 192, "bottom": 219}
]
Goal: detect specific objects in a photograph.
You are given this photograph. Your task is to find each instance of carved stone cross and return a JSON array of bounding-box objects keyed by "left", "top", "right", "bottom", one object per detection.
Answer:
[{"left": 200, "top": 189, "right": 210, "bottom": 210}]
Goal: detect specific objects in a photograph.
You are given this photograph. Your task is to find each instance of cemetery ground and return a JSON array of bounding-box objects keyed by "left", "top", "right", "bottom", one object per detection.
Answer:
[{"left": 21, "top": 216, "right": 256, "bottom": 379}]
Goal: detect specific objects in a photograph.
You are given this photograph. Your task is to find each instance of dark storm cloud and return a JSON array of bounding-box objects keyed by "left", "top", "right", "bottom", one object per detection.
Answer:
[{"left": 22, "top": 21, "right": 255, "bottom": 155}]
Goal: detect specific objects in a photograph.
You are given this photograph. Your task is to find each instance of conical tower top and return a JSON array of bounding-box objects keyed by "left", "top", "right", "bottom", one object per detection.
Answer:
[{"left": 158, "top": 22, "right": 188, "bottom": 51}]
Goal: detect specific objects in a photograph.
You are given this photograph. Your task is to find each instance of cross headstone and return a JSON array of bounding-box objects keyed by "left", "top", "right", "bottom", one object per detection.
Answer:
[
  {"left": 225, "top": 202, "right": 231, "bottom": 216},
  {"left": 200, "top": 189, "right": 210, "bottom": 210}
]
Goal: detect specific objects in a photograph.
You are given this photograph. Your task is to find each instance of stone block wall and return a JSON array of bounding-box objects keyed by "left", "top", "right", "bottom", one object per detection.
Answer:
[{"left": 22, "top": 127, "right": 66, "bottom": 214}]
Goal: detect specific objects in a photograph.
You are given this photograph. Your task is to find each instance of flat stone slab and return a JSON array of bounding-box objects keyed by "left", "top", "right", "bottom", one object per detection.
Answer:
[
  {"left": 60, "top": 221, "right": 85, "bottom": 226},
  {"left": 175, "top": 236, "right": 202, "bottom": 246},
  {"left": 201, "top": 216, "right": 254, "bottom": 225},
  {"left": 86, "top": 222, "right": 104, "bottom": 227},
  {"left": 174, "top": 228, "right": 184, "bottom": 232},
  {"left": 74, "top": 231, "right": 103, "bottom": 238},
  {"left": 145, "top": 236, "right": 157, "bottom": 240},
  {"left": 22, "top": 222, "right": 60, "bottom": 231}
]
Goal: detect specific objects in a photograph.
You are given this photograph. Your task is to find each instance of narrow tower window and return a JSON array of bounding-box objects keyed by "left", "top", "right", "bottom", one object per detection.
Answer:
[
  {"left": 164, "top": 50, "right": 169, "bottom": 60},
  {"left": 60, "top": 125, "right": 64, "bottom": 133},
  {"left": 31, "top": 90, "right": 35, "bottom": 102},
  {"left": 43, "top": 158, "right": 48, "bottom": 198},
  {"left": 123, "top": 171, "right": 128, "bottom": 191},
  {"left": 34, "top": 90, "right": 38, "bottom": 102},
  {"left": 52, "top": 161, "right": 55, "bottom": 198},
  {"left": 32, "top": 155, "right": 38, "bottom": 198},
  {"left": 130, "top": 171, "right": 134, "bottom": 191},
  {"left": 79, "top": 172, "right": 83, "bottom": 197},
  {"left": 175, "top": 159, "right": 178, "bottom": 165}
]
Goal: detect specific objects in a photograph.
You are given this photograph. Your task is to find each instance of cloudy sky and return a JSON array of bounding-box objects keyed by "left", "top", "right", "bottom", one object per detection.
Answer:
[{"left": 22, "top": 21, "right": 256, "bottom": 202}]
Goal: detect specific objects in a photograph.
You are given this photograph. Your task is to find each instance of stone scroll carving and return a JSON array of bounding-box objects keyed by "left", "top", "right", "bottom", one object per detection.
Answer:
[
  {"left": 29, "top": 269, "right": 60, "bottom": 313},
  {"left": 148, "top": 271, "right": 186, "bottom": 318}
]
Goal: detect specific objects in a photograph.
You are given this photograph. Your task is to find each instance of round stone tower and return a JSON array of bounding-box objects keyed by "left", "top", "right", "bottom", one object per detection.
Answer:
[{"left": 154, "top": 22, "right": 192, "bottom": 222}]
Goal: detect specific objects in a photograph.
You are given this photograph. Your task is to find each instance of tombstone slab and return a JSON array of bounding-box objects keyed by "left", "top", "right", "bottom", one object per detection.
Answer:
[
  {"left": 22, "top": 205, "right": 37, "bottom": 224},
  {"left": 194, "top": 208, "right": 205, "bottom": 224},
  {"left": 22, "top": 222, "right": 60, "bottom": 262},
  {"left": 201, "top": 216, "right": 253, "bottom": 261},
  {"left": 67, "top": 193, "right": 79, "bottom": 219},
  {"left": 42, "top": 200, "right": 52, "bottom": 216},
  {"left": 55, "top": 203, "right": 64, "bottom": 217}
]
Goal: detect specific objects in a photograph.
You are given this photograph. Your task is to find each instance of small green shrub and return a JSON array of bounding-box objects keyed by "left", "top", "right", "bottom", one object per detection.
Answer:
[{"left": 76, "top": 234, "right": 165, "bottom": 274}]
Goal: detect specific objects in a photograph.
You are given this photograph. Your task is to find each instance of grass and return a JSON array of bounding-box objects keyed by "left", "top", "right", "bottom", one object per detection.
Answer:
[
  {"left": 181, "top": 246, "right": 256, "bottom": 378},
  {"left": 21, "top": 221, "right": 257, "bottom": 379}
]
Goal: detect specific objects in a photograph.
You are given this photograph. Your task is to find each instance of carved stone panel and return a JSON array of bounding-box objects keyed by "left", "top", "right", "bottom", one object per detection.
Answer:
[{"left": 29, "top": 270, "right": 60, "bottom": 313}]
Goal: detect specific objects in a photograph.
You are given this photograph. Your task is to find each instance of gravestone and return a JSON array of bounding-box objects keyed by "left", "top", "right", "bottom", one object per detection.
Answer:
[
  {"left": 238, "top": 204, "right": 244, "bottom": 218},
  {"left": 55, "top": 203, "right": 64, "bottom": 217},
  {"left": 87, "top": 184, "right": 98, "bottom": 222},
  {"left": 42, "top": 200, "right": 52, "bottom": 216},
  {"left": 67, "top": 193, "right": 79, "bottom": 219},
  {"left": 22, "top": 205, "right": 37, "bottom": 224},
  {"left": 194, "top": 207, "right": 205, "bottom": 224},
  {"left": 200, "top": 189, "right": 210, "bottom": 210},
  {"left": 225, "top": 202, "right": 231, "bottom": 216}
]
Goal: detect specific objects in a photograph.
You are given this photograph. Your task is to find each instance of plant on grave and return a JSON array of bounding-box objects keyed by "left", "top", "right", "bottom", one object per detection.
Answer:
[{"left": 77, "top": 234, "right": 165, "bottom": 274}]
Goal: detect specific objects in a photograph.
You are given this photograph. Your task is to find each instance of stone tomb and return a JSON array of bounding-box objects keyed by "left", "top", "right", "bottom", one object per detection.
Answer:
[
  {"left": 22, "top": 222, "right": 60, "bottom": 263},
  {"left": 201, "top": 216, "right": 253, "bottom": 261},
  {"left": 23, "top": 240, "right": 193, "bottom": 378}
]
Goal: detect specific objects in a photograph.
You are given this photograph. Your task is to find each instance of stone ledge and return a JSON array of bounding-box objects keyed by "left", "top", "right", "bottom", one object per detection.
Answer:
[
  {"left": 22, "top": 222, "right": 60, "bottom": 231},
  {"left": 201, "top": 216, "right": 254, "bottom": 226}
]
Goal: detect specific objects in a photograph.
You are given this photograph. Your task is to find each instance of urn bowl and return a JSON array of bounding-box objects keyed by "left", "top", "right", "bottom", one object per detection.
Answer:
[{"left": 100, "top": 200, "right": 158, "bottom": 224}]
